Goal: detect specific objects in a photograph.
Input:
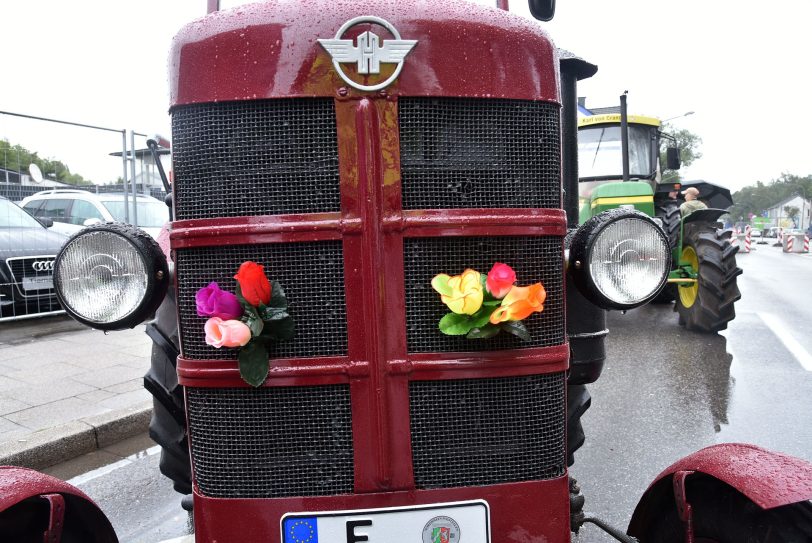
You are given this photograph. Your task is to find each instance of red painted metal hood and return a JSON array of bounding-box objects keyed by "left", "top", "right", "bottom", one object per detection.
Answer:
[
  {"left": 169, "top": 0, "right": 559, "bottom": 106},
  {"left": 648, "top": 443, "right": 812, "bottom": 510}
]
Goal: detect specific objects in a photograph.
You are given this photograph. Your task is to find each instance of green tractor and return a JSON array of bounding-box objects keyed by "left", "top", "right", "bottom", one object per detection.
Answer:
[{"left": 576, "top": 102, "right": 741, "bottom": 333}]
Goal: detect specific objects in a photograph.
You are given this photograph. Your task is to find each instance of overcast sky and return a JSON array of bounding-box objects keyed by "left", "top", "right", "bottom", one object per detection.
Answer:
[{"left": 2, "top": 0, "right": 810, "bottom": 193}]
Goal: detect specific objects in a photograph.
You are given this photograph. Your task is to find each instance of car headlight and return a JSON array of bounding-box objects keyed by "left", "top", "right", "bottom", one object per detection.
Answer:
[
  {"left": 569, "top": 209, "right": 671, "bottom": 310},
  {"left": 54, "top": 223, "right": 169, "bottom": 330}
]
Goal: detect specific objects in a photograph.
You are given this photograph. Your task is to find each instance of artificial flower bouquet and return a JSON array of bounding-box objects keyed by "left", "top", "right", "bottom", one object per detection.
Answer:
[
  {"left": 431, "top": 262, "right": 545, "bottom": 340},
  {"left": 196, "top": 261, "right": 294, "bottom": 386}
]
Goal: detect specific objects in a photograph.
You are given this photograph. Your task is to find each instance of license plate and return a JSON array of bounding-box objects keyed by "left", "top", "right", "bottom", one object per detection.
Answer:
[
  {"left": 281, "top": 500, "right": 489, "bottom": 543},
  {"left": 22, "top": 276, "right": 53, "bottom": 291}
]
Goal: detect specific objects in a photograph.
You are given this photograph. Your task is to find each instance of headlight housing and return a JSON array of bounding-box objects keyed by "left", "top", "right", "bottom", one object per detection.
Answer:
[
  {"left": 54, "top": 223, "right": 169, "bottom": 330},
  {"left": 569, "top": 209, "right": 671, "bottom": 310}
]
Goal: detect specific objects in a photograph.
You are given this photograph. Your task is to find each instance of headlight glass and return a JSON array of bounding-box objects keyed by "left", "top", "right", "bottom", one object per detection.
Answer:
[
  {"left": 589, "top": 219, "right": 670, "bottom": 305},
  {"left": 57, "top": 231, "right": 148, "bottom": 323}
]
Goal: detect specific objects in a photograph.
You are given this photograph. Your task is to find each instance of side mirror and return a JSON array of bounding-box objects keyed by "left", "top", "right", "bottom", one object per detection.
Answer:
[
  {"left": 83, "top": 218, "right": 102, "bottom": 227},
  {"left": 37, "top": 217, "right": 54, "bottom": 228},
  {"left": 666, "top": 147, "right": 681, "bottom": 170},
  {"left": 528, "top": 0, "right": 555, "bottom": 21}
]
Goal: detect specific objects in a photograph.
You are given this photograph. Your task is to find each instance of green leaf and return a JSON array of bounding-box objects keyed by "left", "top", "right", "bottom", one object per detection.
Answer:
[
  {"left": 262, "top": 316, "right": 295, "bottom": 341},
  {"left": 466, "top": 324, "right": 501, "bottom": 339},
  {"left": 259, "top": 305, "right": 289, "bottom": 322},
  {"left": 439, "top": 312, "right": 475, "bottom": 335},
  {"left": 238, "top": 341, "right": 269, "bottom": 387},
  {"left": 501, "top": 320, "right": 531, "bottom": 341},
  {"left": 266, "top": 280, "right": 288, "bottom": 309},
  {"left": 245, "top": 314, "right": 264, "bottom": 337},
  {"left": 469, "top": 306, "right": 493, "bottom": 329},
  {"left": 482, "top": 300, "right": 501, "bottom": 307}
]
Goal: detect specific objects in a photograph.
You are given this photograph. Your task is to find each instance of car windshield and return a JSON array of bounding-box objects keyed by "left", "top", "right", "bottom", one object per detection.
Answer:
[
  {"left": 578, "top": 124, "right": 654, "bottom": 179},
  {"left": 101, "top": 199, "right": 169, "bottom": 228},
  {"left": 0, "top": 199, "right": 45, "bottom": 228}
]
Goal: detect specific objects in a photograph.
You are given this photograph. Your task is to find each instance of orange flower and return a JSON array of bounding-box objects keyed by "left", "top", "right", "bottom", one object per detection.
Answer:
[
  {"left": 489, "top": 283, "right": 546, "bottom": 324},
  {"left": 431, "top": 269, "right": 484, "bottom": 315},
  {"left": 234, "top": 261, "right": 271, "bottom": 306}
]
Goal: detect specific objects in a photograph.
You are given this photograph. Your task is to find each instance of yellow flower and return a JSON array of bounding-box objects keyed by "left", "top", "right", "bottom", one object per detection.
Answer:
[
  {"left": 431, "top": 269, "right": 484, "bottom": 315},
  {"left": 489, "top": 283, "right": 546, "bottom": 324}
]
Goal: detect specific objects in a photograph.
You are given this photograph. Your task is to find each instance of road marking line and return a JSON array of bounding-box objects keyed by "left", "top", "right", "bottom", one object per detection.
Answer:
[
  {"left": 758, "top": 312, "right": 812, "bottom": 371},
  {"left": 66, "top": 445, "right": 161, "bottom": 486}
]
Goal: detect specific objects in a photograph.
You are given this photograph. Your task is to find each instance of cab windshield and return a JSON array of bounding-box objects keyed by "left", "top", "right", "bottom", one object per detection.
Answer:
[
  {"left": 101, "top": 199, "right": 169, "bottom": 228},
  {"left": 578, "top": 124, "right": 655, "bottom": 180}
]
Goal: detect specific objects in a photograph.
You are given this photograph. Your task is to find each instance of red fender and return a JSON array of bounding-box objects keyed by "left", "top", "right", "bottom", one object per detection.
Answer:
[
  {"left": 628, "top": 443, "right": 812, "bottom": 535},
  {"left": 0, "top": 466, "right": 117, "bottom": 542}
]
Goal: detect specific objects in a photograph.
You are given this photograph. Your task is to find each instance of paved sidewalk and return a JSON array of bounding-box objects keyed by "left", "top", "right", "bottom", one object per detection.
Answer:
[{"left": 0, "top": 314, "right": 153, "bottom": 469}]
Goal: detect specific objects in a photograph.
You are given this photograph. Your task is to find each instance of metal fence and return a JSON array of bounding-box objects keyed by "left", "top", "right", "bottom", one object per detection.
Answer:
[{"left": 0, "top": 181, "right": 166, "bottom": 204}]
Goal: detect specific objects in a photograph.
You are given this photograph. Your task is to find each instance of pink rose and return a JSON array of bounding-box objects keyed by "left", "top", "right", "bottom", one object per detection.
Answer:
[
  {"left": 196, "top": 282, "right": 243, "bottom": 320},
  {"left": 486, "top": 262, "right": 516, "bottom": 299},
  {"left": 204, "top": 317, "right": 252, "bottom": 348}
]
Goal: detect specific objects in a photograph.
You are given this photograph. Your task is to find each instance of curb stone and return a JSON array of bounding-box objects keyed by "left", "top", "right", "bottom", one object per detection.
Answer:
[{"left": 0, "top": 402, "right": 152, "bottom": 470}]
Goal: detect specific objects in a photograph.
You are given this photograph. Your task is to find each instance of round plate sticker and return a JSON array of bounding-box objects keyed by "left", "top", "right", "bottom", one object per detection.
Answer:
[{"left": 422, "top": 515, "right": 461, "bottom": 543}]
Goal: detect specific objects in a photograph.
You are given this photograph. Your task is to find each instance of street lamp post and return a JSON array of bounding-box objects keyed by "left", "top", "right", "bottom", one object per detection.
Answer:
[{"left": 662, "top": 111, "right": 695, "bottom": 124}]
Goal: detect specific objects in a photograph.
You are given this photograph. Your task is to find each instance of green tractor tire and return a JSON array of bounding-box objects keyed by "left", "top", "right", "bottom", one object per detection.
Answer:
[
  {"left": 675, "top": 224, "right": 742, "bottom": 332},
  {"left": 651, "top": 201, "right": 681, "bottom": 303}
]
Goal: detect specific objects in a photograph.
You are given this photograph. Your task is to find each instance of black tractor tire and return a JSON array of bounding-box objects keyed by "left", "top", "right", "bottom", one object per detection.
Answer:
[
  {"left": 674, "top": 223, "right": 741, "bottom": 333},
  {"left": 566, "top": 384, "right": 591, "bottom": 467},
  {"left": 143, "top": 292, "right": 192, "bottom": 495},
  {"left": 635, "top": 476, "right": 812, "bottom": 543},
  {"left": 651, "top": 201, "right": 681, "bottom": 304}
]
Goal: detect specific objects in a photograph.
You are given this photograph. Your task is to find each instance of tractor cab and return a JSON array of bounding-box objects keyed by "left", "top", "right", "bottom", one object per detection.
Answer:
[{"left": 577, "top": 113, "right": 682, "bottom": 223}]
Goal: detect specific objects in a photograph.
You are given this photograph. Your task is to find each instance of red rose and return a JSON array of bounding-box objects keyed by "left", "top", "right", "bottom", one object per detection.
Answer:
[
  {"left": 234, "top": 261, "right": 271, "bottom": 306},
  {"left": 486, "top": 262, "right": 516, "bottom": 299}
]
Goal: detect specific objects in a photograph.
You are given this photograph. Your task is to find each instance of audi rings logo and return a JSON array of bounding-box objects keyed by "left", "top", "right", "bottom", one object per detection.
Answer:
[{"left": 31, "top": 260, "right": 54, "bottom": 272}]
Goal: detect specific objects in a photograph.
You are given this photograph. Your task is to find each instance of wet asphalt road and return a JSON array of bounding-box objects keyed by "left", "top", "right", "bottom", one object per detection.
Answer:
[
  {"left": 47, "top": 242, "right": 812, "bottom": 542},
  {"left": 572, "top": 242, "right": 812, "bottom": 540}
]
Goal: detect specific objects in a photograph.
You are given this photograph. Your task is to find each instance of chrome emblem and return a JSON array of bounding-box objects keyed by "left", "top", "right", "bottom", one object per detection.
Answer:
[
  {"left": 318, "top": 16, "right": 417, "bottom": 92},
  {"left": 31, "top": 260, "right": 54, "bottom": 272}
]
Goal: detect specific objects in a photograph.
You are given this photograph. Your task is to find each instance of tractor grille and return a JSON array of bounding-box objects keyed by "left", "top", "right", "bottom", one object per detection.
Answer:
[
  {"left": 399, "top": 98, "right": 561, "bottom": 210},
  {"left": 175, "top": 241, "right": 347, "bottom": 360},
  {"left": 187, "top": 385, "right": 354, "bottom": 498},
  {"left": 171, "top": 98, "right": 341, "bottom": 220},
  {"left": 410, "top": 373, "right": 566, "bottom": 488},
  {"left": 403, "top": 236, "right": 564, "bottom": 353}
]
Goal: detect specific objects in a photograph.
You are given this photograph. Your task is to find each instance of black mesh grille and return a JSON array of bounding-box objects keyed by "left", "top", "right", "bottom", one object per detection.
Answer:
[
  {"left": 399, "top": 98, "right": 561, "bottom": 210},
  {"left": 171, "top": 98, "right": 340, "bottom": 220},
  {"left": 410, "top": 373, "right": 566, "bottom": 488},
  {"left": 187, "top": 385, "right": 354, "bottom": 498},
  {"left": 175, "top": 241, "right": 347, "bottom": 360},
  {"left": 403, "top": 236, "right": 564, "bottom": 353}
]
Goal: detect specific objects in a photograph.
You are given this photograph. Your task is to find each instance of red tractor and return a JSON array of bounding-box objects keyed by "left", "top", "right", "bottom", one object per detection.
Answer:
[{"left": 4, "top": 1, "right": 811, "bottom": 542}]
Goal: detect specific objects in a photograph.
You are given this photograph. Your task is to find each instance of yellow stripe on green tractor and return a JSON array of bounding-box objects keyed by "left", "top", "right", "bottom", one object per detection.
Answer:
[{"left": 583, "top": 181, "right": 655, "bottom": 219}]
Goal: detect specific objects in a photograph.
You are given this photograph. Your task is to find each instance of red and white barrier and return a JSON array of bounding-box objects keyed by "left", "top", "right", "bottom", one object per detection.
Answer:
[
  {"left": 782, "top": 232, "right": 810, "bottom": 253},
  {"left": 744, "top": 226, "right": 752, "bottom": 253},
  {"left": 788, "top": 236, "right": 794, "bottom": 252},
  {"left": 805, "top": 234, "right": 810, "bottom": 253}
]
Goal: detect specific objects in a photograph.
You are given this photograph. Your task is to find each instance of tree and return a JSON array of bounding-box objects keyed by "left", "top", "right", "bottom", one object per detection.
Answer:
[
  {"left": 659, "top": 124, "right": 703, "bottom": 182},
  {"left": 784, "top": 205, "right": 800, "bottom": 227},
  {"left": 0, "top": 138, "right": 93, "bottom": 185},
  {"left": 728, "top": 173, "right": 812, "bottom": 224}
]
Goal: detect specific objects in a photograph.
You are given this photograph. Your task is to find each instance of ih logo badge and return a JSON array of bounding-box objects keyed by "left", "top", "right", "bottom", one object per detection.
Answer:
[{"left": 318, "top": 16, "right": 417, "bottom": 92}]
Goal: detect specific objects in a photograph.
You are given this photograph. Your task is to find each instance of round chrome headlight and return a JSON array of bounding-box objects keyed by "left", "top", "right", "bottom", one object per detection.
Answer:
[
  {"left": 569, "top": 209, "right": 671, "bottom": 310},
  {"left": 54, "top": 223, "right": 169, "bottom": 330}
]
